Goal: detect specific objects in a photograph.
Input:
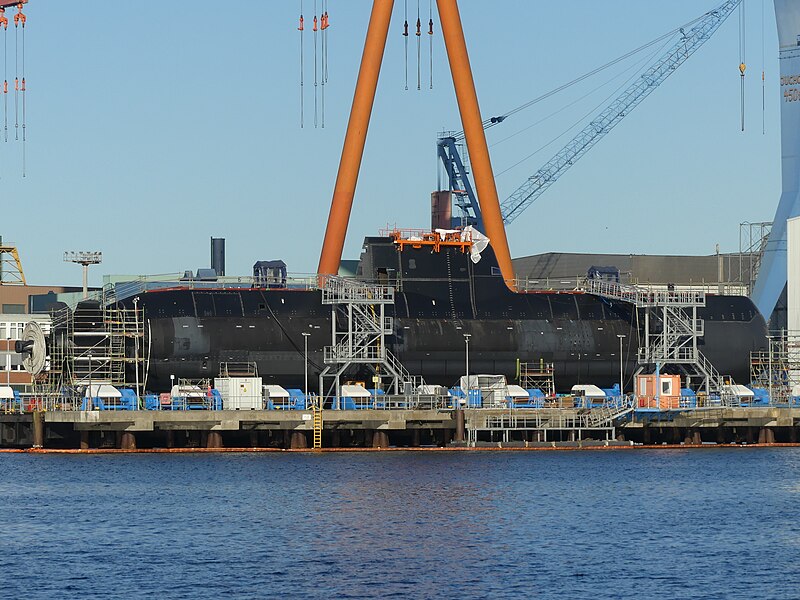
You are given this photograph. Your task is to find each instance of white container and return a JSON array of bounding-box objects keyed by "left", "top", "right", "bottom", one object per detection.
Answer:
[{"left": 214, "top": 377, "right": 263, "bottom": 410}]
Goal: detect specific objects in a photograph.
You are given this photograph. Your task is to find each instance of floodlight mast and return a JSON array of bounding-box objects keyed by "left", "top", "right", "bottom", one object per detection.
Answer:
[{"left": 64, "top": 251, "right": 102, "bottom": 299}]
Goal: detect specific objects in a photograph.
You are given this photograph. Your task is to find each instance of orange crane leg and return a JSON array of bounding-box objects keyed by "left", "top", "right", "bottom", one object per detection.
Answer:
[
  {"left": 436, "top": 0, "right": 515, "bottom": 289},
  {"left": 317, "top": 0, "right": 395, "bottom": 276}
]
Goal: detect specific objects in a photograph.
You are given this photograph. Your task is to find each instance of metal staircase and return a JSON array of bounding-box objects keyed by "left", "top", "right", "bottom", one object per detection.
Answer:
[
  {"left": 584, "top": 279, "right": 724, "bottom": 394},
  {"left": 318, "top": 276, "right": 421, "bottom": 407}
]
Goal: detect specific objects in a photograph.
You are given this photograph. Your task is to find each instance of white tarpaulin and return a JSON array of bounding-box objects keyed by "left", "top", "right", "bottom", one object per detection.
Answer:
[
  {"left": 434, "top": 228, "right": 459, "bottom": 240},
  {"left": 341, "top": 385, "right": 371, "bottom": 398},
  {"left": 506, "top": 384, "right": 529, "bottom": 399},
  {"left": 264, "top": 385, "right": 290, "bottom": 399},
  {"left": 571, "top": 384, "right": 606, "bottom": 398},
  {"left": 722, "top": 384, "right": 754, "bottom": 398},
  {"left": 461, "top": 226, "right": 490, "bottom": 264},
  {"left": 0, "top": 386, "right": 15, "bottom": 400},
  {"left": 85, "top": 384, "right": 121, "bottom": 398}
]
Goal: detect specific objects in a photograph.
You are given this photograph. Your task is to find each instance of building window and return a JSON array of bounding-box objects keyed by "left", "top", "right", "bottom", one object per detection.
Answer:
[{"left": 1, "top": 304, "right": 25, "bottom": 315}]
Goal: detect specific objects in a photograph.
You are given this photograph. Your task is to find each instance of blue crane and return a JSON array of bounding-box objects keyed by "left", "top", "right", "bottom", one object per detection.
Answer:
[{"left": 438, "top": 0, "right": 743, "bottom": 229}]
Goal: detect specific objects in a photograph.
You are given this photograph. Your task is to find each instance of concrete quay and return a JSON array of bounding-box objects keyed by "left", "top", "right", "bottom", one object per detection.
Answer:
[{"left": 1, "top": 406, "right": 800, "bottom": 450}]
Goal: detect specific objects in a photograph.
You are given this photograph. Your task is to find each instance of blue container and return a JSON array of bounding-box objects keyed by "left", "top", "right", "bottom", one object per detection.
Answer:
[
  {"left": 680, "top": 388, "right": 697, "bottom": 408},
  {"left": 287, "top": 389, "right": 307, "bottom": 410},
  {"left": 117, "top": 389, "right": 139, "bottom": 410},
  {"left": 749, "top": 387, "right": 770, "bottom": 406},
  {"left": 144, "top": 394, "right": 159, "bottom": 410}
]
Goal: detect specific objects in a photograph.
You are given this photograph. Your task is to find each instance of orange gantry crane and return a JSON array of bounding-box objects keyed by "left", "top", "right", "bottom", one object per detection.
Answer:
[{"left": 316, "top": 0, "right": 515, "bottom": 288}]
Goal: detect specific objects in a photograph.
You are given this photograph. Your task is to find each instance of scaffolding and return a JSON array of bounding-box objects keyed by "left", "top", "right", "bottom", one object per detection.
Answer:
[
  {"left": 750, "top": 331, "right": 800, "bottom": 404},
  {"left": 739, "top": 221, "right": 772, "bottom": 293},
  {"left": 37, "top": 296, "right": 145, "bottom": 404},
  {"left": 318, "top": 276, "right": 421, "bottom": 407},
  {"left": 585, "top": 279, "right": 724, "bottom": 394},
  {"left": 519, "top": 360, "right": 556, "bottom": 398}
]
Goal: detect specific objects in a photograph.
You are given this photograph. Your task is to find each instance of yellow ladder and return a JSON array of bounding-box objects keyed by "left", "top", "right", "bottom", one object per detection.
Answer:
[{"left": 312, "top": 398, "right": 323, "bottom": 449}]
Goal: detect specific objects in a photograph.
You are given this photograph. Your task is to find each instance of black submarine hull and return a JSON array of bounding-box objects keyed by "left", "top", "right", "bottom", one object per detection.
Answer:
[{"left": 124, "top": 236, "right": 767, "bottom": 393}]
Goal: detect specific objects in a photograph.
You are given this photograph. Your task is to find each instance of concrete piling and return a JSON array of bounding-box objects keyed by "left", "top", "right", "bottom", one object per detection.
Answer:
[
  {"left": 758, "top": 427, "right": 775, "bottom": 445},
  {"left": 207, "top": 431, "right": 224, "bottom": 449},
  {"left": 32, "top": 411, "right": 44, "bottom": 449},
  {"left": 119, "top": 432, "right": 137, "bottom": 450},
  {"left": 80, "top": 431, "right": 90, "bottom": 450},
  {"left": 684, "top": 429, "right": 701, "bottom": 445},
  {"left": 372, "top": 430, "right": 389, "bottom": 448},
  {"left": 410, "top": 429, "right": 421, "bottom": 447},
  {"left": 290, "top": 431, "right": 308, "bottom": 449},
  {"left": 454, "top": 409, "right": 465, "bottom": 442}
]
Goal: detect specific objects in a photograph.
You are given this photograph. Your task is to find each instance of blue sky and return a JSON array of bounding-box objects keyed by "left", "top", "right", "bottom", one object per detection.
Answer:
[{"left": 0, "top": 0, "right": 781, "bottom": 285}]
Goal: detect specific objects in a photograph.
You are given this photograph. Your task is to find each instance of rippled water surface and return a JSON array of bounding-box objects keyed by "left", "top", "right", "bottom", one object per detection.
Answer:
[{"left": 1, "top": 449, "right": 800, "bottom": 599}]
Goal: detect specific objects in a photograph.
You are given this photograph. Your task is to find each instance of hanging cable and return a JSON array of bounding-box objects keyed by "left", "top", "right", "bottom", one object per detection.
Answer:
[
  {"left": 0, "top": 8, "right": 7, "bottom": 144},
  {"left": 403, "top": 0, "right": 409, "bottom": 90},
  {"left": 321, "top": 0, "right": 328, "bottom": 128},
  {"left": 13, "top": 1, "right": 19, "bottom": 141},
  {"left": 313, "top": 1, "right": 318, "bottom": 128},
  {"left": 14, "top": 2, "right": 24, "bottom": 176},
  {"left": 428, "top": 0, "right": 433, "bottom": 90},
  {"left": 322, "top": 1, "right": 329, "bottom": 84},
  {"left": 739, "top": 0, "right": 746, "bottom": 132},
  {"left": 458, "top": 13, "right": 710, "bottom": 139},
  {"left": 415, "top": 0, "right": 421, "bottom": 91},
  {"left": 761, "top": 0, "right": 765, "bottom": 135},
  {"left": 299, "top": 1, "right": 304, "bottom": 128}
]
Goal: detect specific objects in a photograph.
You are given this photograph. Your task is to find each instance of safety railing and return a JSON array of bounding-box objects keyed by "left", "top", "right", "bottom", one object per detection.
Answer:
[
  {"left": 584, "top": 279, "right": 707, "bottom": 307},
  {"left": 320, "top": 275, "right": 394, "bottom": 304}
]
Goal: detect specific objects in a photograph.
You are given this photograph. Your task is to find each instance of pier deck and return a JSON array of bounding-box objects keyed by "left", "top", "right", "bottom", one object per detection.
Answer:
[{"left": 2, "top": 407, "right": 800, "bottom": 449}]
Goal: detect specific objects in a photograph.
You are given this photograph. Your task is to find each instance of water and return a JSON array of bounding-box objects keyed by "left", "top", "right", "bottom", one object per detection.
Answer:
[{"left": 1, "top": 449, "right": 799, "bottom": 599}]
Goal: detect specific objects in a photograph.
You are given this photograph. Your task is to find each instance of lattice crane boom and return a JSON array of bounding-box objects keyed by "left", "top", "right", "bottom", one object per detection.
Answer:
[{"left": 500, "top": 0, "right": 742, "bottom": 225}]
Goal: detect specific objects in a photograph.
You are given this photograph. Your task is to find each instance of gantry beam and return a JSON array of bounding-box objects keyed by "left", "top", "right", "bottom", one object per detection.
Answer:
[
  {"left": 436, "top": 0, "right": 514, "bottom": 288},
  {"left": 317, "top": 0, "right": 395, "bottom": 276},
  {"left": 0, "top": 1, "right": 27, "bottom": 10}
]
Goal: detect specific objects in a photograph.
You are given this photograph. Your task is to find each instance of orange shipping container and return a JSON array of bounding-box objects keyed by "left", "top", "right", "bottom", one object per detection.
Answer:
[{"left": 636, "top": 374, "right": 681, "bottom": 410}]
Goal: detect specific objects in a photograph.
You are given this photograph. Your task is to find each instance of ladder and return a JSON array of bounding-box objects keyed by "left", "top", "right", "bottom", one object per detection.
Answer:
[{"left": 312, "top": 397, "right": 323, "bottom": 449}]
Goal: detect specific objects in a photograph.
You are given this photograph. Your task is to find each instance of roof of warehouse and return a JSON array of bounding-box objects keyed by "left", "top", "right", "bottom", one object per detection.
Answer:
[{"left": 512, "top": 251, "right": 754, "bottom": 285}]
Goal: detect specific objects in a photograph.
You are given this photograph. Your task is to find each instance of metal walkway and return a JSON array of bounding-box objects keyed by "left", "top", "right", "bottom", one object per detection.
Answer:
[
  {"left": 466, "top": 404, "right": 634, "bottom": 445},
  {"left": 584, "top": 279, "right": 724, "bottom": 394}
]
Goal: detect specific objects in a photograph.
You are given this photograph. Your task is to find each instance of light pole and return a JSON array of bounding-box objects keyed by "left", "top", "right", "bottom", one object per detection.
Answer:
[
  {"left": 87, "top": 351, "right": 93, "bottom": 411},
  {"left": 133, "top": 297, "right": 141, "bottom": 406},
  {"left": 617, "top": 334, "right": 626, "bottom": 400},
  {"left": 464, "top": 333, "right": 471, "bottom": 406},
  {"left": 6, "top": 337, "right": 10, "bottom": 389},
  {"left": 302, "top": 332, "right": 311, "bottom": 405}
]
